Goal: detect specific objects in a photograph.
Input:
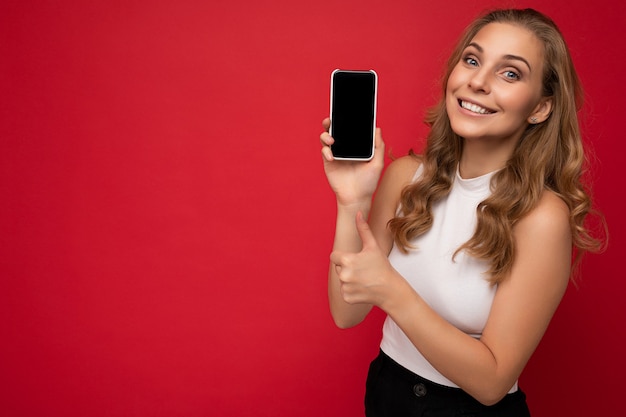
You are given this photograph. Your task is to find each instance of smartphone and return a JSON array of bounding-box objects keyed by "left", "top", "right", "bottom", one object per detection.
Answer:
[{"left": 329, "top": 69, "right": 378, "bottom": 161}]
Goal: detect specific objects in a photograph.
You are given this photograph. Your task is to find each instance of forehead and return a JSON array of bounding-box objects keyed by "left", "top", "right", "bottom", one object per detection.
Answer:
[{"left": 469, "top": 22, "right": 545, "bottom": 69}]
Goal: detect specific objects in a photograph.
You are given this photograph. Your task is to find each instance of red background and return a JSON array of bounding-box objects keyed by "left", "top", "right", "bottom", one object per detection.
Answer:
[{"left": 1, "top": 1, "right": 624, "bottom": 416}]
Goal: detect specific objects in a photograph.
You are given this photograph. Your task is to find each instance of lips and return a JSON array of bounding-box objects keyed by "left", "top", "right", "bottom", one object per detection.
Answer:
[{"left": 459, "top": 100, "right": 496, "bottom": 115}]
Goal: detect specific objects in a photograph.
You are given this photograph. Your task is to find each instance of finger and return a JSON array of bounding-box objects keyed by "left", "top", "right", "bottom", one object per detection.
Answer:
[
  {"left": 321, "top": 146, "right": 334, "bottom": 162},
  {"left": 330, "top": 251, "right": 344, "bottom": 267},
  {"left": 355, "top": 211, "right": 377, "bottom": 249},
  {"left": 320, "top": 131, "right": 335, "bottom": 161},
  {"left": 322, "top": 117, "right": 331, "bottom": 132},
  {"left": 375, "top": 128, "right": 384, "bottom": 149},
  {"left": 320, "top": 131, "right": 334, "bottom": 146},
  {"left": 373, "top": 128, "right": 385, "bottom": 161}
]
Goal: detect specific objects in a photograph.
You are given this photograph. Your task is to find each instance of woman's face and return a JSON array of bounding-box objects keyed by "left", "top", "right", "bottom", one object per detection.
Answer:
[{"left": 446, "top": 22, "right": 548, "bottom": 145}]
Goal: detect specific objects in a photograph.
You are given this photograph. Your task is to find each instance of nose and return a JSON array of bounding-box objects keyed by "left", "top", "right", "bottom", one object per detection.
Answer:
[{"left": 468, "top": 68, "right": 491, "bottom": 94}]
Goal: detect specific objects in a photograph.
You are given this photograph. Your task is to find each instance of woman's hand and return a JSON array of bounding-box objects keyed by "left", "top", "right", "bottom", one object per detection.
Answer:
[
  {"left": 330, "top": 211, "right": 408, "bottom": 309},
  {"left": 320, "top": 118, "right": 385, "bottom": 207}
]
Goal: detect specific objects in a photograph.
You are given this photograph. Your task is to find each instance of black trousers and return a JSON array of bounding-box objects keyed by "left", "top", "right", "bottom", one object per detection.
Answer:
[{"left": 365, "top": 350, "right": 531, "bottom": 417}]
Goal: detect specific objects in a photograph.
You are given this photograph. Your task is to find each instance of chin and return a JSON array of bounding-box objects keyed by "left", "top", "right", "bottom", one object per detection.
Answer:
[{"left": 449, "top": 121, "right": 486, "bottom": 140}]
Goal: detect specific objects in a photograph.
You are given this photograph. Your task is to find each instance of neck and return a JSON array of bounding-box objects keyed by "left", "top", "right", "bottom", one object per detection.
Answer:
[{"left": 458, "top": 136, "right": 517, "bottom": 179}]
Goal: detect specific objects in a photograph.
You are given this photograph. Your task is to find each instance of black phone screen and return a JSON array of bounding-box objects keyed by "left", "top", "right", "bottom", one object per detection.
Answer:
[{"left": 330, "top": 70, "right": 377, "bottom": 160}]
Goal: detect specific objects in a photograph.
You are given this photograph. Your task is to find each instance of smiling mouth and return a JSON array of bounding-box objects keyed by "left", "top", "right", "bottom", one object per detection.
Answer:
[{"left": 459, "top": 100, "right": 495, "bottom": 115}]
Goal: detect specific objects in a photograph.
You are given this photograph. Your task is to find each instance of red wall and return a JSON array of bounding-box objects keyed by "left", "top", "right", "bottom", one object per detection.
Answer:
[{"left": 1, "top": 1, "right": 624, "bottom": 416}]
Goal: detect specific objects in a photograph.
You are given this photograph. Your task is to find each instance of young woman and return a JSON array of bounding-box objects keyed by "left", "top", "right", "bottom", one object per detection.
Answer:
[{"left": 320, "top": 8, "right": 605, "bottom": 417}]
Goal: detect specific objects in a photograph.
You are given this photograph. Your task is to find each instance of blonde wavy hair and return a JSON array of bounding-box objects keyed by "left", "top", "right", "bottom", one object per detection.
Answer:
[{"left": 388, "top": 8, "right": 606, "bottom": 284}]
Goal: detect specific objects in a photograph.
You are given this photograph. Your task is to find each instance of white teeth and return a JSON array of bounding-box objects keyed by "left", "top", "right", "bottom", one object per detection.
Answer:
[{"left": 461, "top": 101, "right": 493, "bottom": 114}]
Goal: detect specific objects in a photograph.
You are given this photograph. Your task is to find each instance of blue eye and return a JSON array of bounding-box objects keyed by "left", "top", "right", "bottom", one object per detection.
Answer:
[
  {"left": 464, "top": 57, "right": 478, "bottom": 66},
  {"left": 503, "top": 70, "right": 520, "bottom": 80}
]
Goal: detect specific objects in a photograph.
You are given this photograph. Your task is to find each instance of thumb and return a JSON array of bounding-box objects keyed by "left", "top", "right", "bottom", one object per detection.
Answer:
[
  {"left": 373, "top": 127, "right": 385, "bottom": 161},
  {"left": 356, "top": 211, "right": 377, "bottom": 249}
]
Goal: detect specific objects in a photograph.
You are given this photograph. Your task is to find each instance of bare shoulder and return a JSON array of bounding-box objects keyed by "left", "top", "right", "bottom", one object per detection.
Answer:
[
  {"left": 515, "top": 190, "right": 570, "bottom": 241},
  {"left": 509, "top": 189, "right": 572, "bottom": 288},
  {"left": 387, "top": 153, "right": 422, "bottom": 173},
  {"left": 369, "top": 154, "right": 422, "bottom": 252},
  {"left": 377, "top": 154, "right": 422, "bottom": 208},
  {"left": 374, "top": 154, "right": 422, "bottom": 208},
  {"left": 381, "top": 154, "right": 422, "bottom": 187}
]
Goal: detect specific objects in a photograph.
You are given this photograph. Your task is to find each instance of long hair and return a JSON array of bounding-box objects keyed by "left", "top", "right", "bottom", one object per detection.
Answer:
[{"left": 388, "top": 8, "right": 606, "bottom": 284}]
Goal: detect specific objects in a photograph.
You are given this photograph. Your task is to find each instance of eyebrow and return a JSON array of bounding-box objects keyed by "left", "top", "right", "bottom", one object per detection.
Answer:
[{"left": 467, "top": 42, "right": 532, "bottom": 72}]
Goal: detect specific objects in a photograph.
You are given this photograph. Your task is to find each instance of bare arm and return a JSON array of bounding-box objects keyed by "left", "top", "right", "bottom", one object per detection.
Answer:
[{"left": 321, "top": 117, "right": 420, "bottom": 327}]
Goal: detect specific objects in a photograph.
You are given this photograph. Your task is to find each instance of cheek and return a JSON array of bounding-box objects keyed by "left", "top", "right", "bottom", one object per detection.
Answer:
[
  {"left": 500, "top": 89, "right": 537, "bottom": 116},
  {"left": 444, "top": 87, "right": 457, "bottom": 117},
  {"left": 446, "top": 66, "right": 463, "bottom": 93},
  {"left": 445, "top": 68, "right": 462, "bottom": 107}
]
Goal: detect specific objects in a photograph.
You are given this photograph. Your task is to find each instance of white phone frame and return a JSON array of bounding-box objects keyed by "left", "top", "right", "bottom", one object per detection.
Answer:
[{"left": 329, "top": 69, "right": 378, "bottom": 161}]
